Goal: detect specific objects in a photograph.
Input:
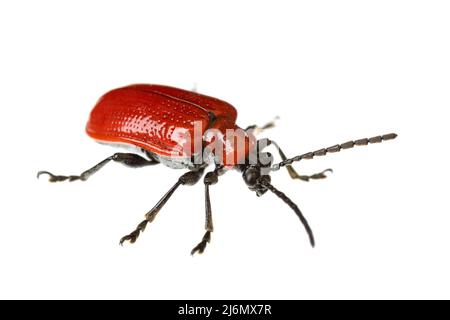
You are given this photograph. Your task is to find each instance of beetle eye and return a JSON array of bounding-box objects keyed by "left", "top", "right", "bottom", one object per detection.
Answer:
[{"left": 243, "top": 166, "right": 261, "bottom": 186}]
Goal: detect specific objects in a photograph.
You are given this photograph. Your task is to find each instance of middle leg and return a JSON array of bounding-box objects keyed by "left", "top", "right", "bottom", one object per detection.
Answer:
[
  {"left": 245, "top": 117, "right": 279, "bottom": 135},
  {"left": 191, "top": 169, "right": 220, "bottom": 255}
]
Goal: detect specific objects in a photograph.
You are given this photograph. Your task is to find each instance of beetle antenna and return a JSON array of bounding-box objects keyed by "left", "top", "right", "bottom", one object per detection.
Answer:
[
  {"left": 271, "top": 133, "right": 397, "bottom": 172},
  {"left": 261, "top": 180, "right": 315, "bottom": 247}
]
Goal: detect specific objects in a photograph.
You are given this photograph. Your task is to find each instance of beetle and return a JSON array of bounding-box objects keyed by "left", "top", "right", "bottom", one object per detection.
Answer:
[{"left": 38, "top": 84, "right": 397, "bottom": 255}]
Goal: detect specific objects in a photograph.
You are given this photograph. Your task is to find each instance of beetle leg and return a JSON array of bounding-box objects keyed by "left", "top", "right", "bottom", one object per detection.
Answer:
[
  {"left": 37, "top": 153, "right": 159, "bottom": 182},
  {"left": 285, "top": 167, "right": 333, "bottom": 182},
  {"left": 259, "top": 139, "right": 333, "bottom": 182},
  {"left": 191, "top": 170, "right": 219, "bottom": 255},
  {"left": 245, "top": 116, "right": 279, "bottom": 135},
  {"left": 119, "top": 168, "right": 205, "bottom": 246}
]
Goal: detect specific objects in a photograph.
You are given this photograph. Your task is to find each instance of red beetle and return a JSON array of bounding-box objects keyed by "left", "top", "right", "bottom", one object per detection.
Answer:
[{"left": 38, "top": 84, "right": 397, "bottom": 255}]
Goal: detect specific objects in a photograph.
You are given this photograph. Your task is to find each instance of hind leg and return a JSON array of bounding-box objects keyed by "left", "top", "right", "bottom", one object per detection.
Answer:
[
  {"left": 37, "top": 153, "right": 159, "bottom": 182},
  {"left": 120, "top": 168, "right": 206, "bottom": 245}
]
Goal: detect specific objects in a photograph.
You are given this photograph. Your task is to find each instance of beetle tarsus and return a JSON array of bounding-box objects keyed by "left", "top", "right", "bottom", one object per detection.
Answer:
[
  {"left": 119, "top": 235, "right": 131, "bottom": 246},
  {"left": 245, "top": 116, "right": 279, "bottom": 135},
  {"left": 120, "top": 234, "right": 135, "bottom": 245},
  {"left": 191, "top": 231, "right": 211, "bottom": 255},
  {"left": 37, "top": 171, "right": 80, "bottom": 182},
  {"left": 119, "top": 220, "right": 148, "bottom": 246},
  {"left": 37, "top": 171, "right": 54, "bottom": 181},
  {"left": 37, "top": 171, "right": 87, "bottom": 182},
  {"left": 288, "top": 168, "right": 333, "bottom": 182}
]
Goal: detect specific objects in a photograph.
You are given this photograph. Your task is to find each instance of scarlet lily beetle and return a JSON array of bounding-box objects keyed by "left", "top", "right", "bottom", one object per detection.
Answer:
[{"left": 38, "top": 84, "right": 397, "bottom": 255}]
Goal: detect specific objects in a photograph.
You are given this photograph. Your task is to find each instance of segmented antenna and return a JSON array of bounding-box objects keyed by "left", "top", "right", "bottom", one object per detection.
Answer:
[
  {"left": 262, "top": 181, "right": 315, "bottom": 247},
  {"left": 271, "top": 133, "right": 397, "bottom": 171}
]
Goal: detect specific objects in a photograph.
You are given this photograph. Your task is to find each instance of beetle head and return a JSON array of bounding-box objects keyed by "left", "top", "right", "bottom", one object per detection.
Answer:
[
  {"left": 241, "top": 152, "right": 273, "bottom": 196},
  {"left": 242, "top": 165, "right": 271, "bottom": 196}
]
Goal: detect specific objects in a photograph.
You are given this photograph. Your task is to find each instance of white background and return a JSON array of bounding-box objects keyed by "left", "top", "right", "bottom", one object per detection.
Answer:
[{"left": 1, "top": 0, "right": 449, "bottom": 299}]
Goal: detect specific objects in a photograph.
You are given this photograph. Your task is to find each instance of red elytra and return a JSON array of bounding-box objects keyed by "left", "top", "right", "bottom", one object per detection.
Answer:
[
  {"left": 86, "top": 84, "right": 253, "bottom": 166},
  {"left": 38, "top": 83, "right": 397, "bottom": 255}
]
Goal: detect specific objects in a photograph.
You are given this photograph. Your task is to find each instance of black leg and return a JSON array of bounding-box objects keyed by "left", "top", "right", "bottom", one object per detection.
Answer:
[
  {"left": 285, "top": 166, "right": 333, "bottom": 182},
  {"left": 120, "top": 168, "right": 205, "bottom": 246},
  {"left": 191, "top": 170, "right": 219, "bottom": 255},
  {"left": 260, "top": 139, "right": 332, "bottom": 182},
  {"left": 37, "top": 152, "right": 159, "bottom": 182},
  {"left": 245, "top": 117, "right": 278, "bottom": 135}
]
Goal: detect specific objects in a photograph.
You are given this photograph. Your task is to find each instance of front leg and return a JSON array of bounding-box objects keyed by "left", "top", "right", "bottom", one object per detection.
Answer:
[
  {"left": 260, "top": 139, "right": 332, "bottom": 182},
  {"left": 285, "top": 167, "right": 333, "bottom": 182}
]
